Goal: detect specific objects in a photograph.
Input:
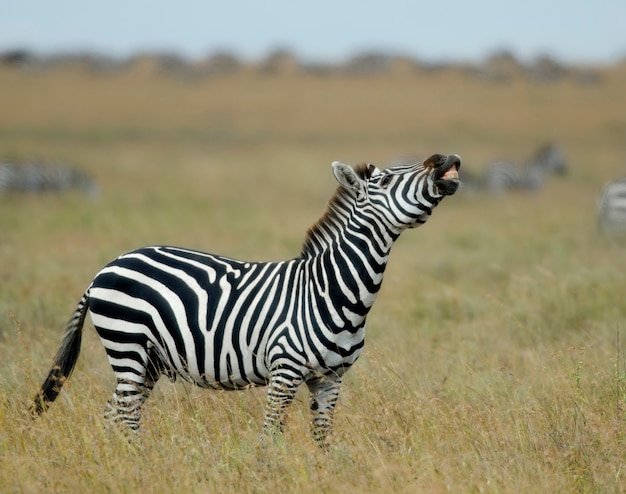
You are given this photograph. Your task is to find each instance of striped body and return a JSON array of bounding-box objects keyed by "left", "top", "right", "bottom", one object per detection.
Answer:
[
  {"left": 90, "top": 245, "right": 367, "bottom": 390},
  {"left": 484, "top": 143, "right": 567, "bottom": 193},
  {"left": 598, "top": 176, "right": 626, "bottom": 235},
  {"left": 32, "top": 153, "right": 461, "bottom": 446}
]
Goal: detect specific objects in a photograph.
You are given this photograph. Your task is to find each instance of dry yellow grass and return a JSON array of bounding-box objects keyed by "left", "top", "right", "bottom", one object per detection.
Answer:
[{"left": 1, "top": 61, "right": 625, "bottom": 492}]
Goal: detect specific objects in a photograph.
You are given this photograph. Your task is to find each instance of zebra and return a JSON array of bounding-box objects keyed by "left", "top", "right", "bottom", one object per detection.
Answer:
[
  {"left": 31, "top": 153, "right": 461, "bottom": 447},
  {"left": 0, "top": 160, "right": 98, "bottom": 197},
  {"left": 598, "top": 176, "right": 626, "bottom": 235},
  {"left": 483, "top": 142, "right": 567, "bottom": 193}
]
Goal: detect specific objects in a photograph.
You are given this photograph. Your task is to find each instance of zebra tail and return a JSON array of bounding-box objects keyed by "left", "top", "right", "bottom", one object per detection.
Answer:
[{"left": 31, "top": 290, "right": 90, "bottom": 416}]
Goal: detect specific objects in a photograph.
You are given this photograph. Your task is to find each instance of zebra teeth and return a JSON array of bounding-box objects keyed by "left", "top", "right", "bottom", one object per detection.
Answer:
[{"left": 442, "top": 168, "right": 459, "bottom": 180}]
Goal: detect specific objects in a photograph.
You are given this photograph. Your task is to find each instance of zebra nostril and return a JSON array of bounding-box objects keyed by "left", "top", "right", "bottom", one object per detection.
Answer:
[{"left": 445, "top": 154, "right": 461, "bottom": 170}]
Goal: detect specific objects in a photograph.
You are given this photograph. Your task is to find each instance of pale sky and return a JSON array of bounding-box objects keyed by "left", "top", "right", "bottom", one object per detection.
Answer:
[{"left": 1, "top": 1, "right": 624, "bottom": 64}]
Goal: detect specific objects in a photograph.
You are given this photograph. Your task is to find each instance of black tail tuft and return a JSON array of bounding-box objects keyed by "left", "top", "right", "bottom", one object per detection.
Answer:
[{"left": 31, "top": 291, "right": 89, "bottom": 416}]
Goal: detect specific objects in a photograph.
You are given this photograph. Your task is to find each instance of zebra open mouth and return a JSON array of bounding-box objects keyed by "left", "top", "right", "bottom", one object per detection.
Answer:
[
  {"left": 434, "top": 154, "right": 461, "bottom": 195},
  {"left": 442, "top": 167, "right": 459, "bottom": 180}
]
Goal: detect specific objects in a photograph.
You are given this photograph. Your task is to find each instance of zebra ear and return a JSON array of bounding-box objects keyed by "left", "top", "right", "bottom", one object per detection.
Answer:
[{"left": 332, "top": 161, "right": 364, "bottom": 193}]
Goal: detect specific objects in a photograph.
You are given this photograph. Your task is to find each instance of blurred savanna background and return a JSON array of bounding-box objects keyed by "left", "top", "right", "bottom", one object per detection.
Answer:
[{"left": 1, "top": 4, "right": 626, "bottom": 492}]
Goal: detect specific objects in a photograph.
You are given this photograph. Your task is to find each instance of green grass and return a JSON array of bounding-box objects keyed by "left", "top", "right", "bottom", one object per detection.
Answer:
[{"left": 1, "top": 63, "right": 626, "bottom": 492}]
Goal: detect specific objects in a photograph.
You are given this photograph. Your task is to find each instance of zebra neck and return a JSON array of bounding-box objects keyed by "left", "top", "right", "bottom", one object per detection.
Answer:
[
  {"left": 301, "top": 190, "right": 399, "bottom": 325},
  {"left": 306, "top": 220, "right": 394, "bottom": 330},
  {"left": 301, "top": 186, "right": 399, "bottom": 259}
]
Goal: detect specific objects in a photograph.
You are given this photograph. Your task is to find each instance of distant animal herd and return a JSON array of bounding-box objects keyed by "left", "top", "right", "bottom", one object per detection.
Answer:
[
  {"left": 2, "top": 147, "right": 626, "bottom": 235},
  {"left": 460, "top": 142, "right": 567, "bottom": 194},
  {"left": 0, "top": 159, "right": 98, "bottom": 198},
  {"left": 394, "top": 142, "right": 626, "bottom": 236}
]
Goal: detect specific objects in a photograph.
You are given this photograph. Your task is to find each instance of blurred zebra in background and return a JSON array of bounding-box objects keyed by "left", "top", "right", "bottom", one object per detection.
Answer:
[
  {"left": 598, "top": 176, "right": 626, "bottom": 235},
  {"left": 483, "top": 142, "right": 567, "bottom": 193},
  {"left": 0, "top": 159, "right": 98, "bottom": 197},
  {"left": 31, "top": 153, "right": 461, "bottom": 447}
]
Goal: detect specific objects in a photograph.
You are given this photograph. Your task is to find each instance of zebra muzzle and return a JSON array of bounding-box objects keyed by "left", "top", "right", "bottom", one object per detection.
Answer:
[{"left": 434, "top": 154, "right": 461, "bottom": 195}]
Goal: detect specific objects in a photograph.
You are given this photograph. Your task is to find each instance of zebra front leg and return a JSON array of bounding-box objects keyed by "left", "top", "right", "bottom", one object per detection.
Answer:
[
  {"left": 307, "top": 375, "right": 342, "bottom": 448},
  {"left": 261, "top": 370, "right": 303, "bottom": 441}
]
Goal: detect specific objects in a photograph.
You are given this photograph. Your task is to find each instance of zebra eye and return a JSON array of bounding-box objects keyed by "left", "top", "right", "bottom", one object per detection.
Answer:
[{"left": 380, "top": 175, "right": 393, "bottom": 187}]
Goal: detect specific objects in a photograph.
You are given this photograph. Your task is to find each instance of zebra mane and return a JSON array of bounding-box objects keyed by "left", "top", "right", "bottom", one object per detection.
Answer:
[{"left": 301, "top": 163, "right": 372, "bottom": 258}]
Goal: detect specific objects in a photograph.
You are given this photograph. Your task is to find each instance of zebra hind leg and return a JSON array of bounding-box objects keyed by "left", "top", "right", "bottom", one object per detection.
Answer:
[
  {"left": 104, "top": 377, "right": 157, "bottom": 434},
  {"left": 103, "top": 351, "right": 161, "bottom": 435},
  {"left": 306, "top": 375, "right": 342, "bottom": 448}
]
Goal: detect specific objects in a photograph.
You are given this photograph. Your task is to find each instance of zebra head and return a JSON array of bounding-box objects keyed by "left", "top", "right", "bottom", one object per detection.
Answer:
[
  {"left": 532, "top": 142, "right": 567, "bottom": 176},
  {"left": 331, "top": 153, "right": 460, "bottom": 232}
]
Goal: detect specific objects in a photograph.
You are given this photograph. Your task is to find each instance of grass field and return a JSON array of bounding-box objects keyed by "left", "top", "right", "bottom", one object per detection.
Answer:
[{"left": 1, "top": 59, "right": 626, "bottom": 492}]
